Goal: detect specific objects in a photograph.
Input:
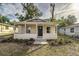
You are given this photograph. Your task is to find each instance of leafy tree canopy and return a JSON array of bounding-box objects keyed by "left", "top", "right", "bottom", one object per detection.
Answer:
[
  {"left": 57, "top": 15, "right": 77, "bottom": 28},
  {"left": 0, "top": 15, "right": 10, "bottom": 23},
  {"left": 15, "top": 3, "right": 42, "bottom": 21}
]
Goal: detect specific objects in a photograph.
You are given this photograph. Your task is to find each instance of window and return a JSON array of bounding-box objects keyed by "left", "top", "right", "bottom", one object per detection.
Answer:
[
  {"left": 70, "top": 28, "right": 74, "bottom": 33},
  {"left": 47, "top": 27, "right": 51, "bottom": 33},
  {"left": 26, "top": 26, "right": 31, "bottom": 33}
]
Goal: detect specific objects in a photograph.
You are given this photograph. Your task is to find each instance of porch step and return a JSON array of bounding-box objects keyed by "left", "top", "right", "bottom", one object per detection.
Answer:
[
  {"left": 34, "top": 41, "right": 48, "bottom": 44},
  {"left": 34, "top": 40, "right": 48, "bottom": 44}
]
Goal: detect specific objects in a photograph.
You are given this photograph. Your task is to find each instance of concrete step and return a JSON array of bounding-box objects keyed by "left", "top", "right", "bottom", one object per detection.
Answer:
[
  {"left": 35, "top": 39, "right": 46, "bottom": 41},
  {"left": 34, "top": 41, "right": 48, "bottom": 44}
]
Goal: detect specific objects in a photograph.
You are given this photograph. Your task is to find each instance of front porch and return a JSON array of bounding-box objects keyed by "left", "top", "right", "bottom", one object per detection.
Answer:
[{"left": 14, "top": 22, "right": 57, "bottom": 40}]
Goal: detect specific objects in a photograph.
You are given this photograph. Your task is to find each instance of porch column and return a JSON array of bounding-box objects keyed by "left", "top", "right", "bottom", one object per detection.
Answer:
[
  {"left": 36, "top": 24, "right": 38, "bottom": 35},
  {"left": 25, "top": 23, "right": 26, "bottom": 34}
]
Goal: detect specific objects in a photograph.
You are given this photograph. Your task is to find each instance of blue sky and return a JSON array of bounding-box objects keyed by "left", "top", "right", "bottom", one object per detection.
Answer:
[{"left": 0, "top": 3, "right": 79, "bottom": 23}]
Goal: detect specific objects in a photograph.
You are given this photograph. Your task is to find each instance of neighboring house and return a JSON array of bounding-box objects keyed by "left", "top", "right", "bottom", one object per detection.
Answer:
[
  {"left": 14, "top": 19, "right": 57, "bottom": 44},
  {"left": 59, "top": 23, "right": 79, "bottom": 37},
  {"left": 0, "top": 23, "right": 14, "bottom": 33},
  {"left": 0, "top": 23, "right": 18, "bottom": 35}
]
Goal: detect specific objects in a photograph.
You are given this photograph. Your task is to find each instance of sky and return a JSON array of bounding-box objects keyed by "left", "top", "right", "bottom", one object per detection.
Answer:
[{"left": 0, "top": 3, "right": 79, "bottom": 23}]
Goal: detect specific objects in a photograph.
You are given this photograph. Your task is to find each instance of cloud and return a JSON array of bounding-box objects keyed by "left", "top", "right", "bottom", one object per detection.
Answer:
[
  {"left": 0, "top": 3, "right": 79, "bottom": 23},
  {"left": 0, "top": 3, "right": 23, "bottom": 20}
]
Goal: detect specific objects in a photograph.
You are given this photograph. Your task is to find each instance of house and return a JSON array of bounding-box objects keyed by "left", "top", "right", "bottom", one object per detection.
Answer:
[
  {"left": 0, "top": 23, "right": 14, "bottom": 33},
  {"left": 59, "top": 23, "right": 79, "bottom": 37},
  {"left": 14, "top": 19, "right": 57, "bottom": 44},
  {"left": 0, "top": 23, "right": 18, "bottom": 36}
]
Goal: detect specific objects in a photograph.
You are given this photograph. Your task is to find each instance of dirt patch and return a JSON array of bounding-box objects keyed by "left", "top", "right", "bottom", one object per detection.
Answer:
[{"left": 0, "top": 43, "right": 29, "bottom": 56}]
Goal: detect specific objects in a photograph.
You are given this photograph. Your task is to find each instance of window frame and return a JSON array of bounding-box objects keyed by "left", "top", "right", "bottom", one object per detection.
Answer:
[{"left": 70, "top": 28, "right": 74, "bottom": 33}]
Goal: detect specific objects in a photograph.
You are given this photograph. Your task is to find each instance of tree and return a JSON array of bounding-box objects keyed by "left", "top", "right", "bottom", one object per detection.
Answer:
[
  {"left": 66, "top": 15, "right": 77, "bottom": 25},
  {"left": 0, "top": 15, "right": 10, "bottom": 32},
  {"left": 0, "top": 15, "right": 10, "bottom": 23},
  {"left": 15, "top": 3, "right": 42, "bottom": 21},
  {"left": 50, "top": 3, "right": 55, "bottom": 20},
  {"left": 57, "top": 17, "right": 67, "bottom": 27},
  {"left": 57, "top": 15, "right": 77, "bottom": 28}
]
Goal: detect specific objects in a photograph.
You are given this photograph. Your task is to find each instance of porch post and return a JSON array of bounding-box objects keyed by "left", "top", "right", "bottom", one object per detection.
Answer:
[
  {"left": 36, "top": 23, "right": 38, "bottom": 36},
  {"left": 25, "top": 23, "right": 26, "bottom": 34}
]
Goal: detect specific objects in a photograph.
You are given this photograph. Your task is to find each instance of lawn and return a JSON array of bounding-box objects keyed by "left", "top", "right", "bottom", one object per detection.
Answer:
[
  {"left": 0, "top": 34, "right": 79, "bottom": 56},
  {"left": 0, "top": 32, "right": 13, "bottom": 39}
]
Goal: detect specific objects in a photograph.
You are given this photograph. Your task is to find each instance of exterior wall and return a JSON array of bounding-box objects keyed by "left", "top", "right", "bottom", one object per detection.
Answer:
[
  {"left": 43, "top": 24, "right": 57, "bottom": 39},
  {"left": 26, "top": 24, "right": 36, "bottom": 34},
  {"left": 59, "top": 26, "right": 79, "bottom": 36},
  {"left": 14, "top": 24, "right": 57, "bottom": 40},
  {"left": 14, "top": 33, "right": 57, "bottom": 39},
  {"left": 75, "top": 26, "right": 79, "bottom": 36},
  {"left": 18, "top": 25, "right": 25, "bottom": 34},
  {"left": 66, "top": 26, "right": 79, "bottom": 36},
  {"left": 14, "top": 34, "right": 37, "bottom": 39},
  {"left": 65, "top": 27, "right": 75, "bottom": 36},
  {"left": 0, "top": 25, "right": 14, "bottom": 33}
]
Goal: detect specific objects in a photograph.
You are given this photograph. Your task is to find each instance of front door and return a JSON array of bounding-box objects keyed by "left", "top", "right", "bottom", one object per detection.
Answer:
[{"left": 38, "top": 26, "right": 43, "bottom": 36}]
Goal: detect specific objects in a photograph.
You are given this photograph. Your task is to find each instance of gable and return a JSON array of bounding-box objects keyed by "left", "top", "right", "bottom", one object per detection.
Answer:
[{"left": 26, "top": 19, "right": 47, "bottom": 22}]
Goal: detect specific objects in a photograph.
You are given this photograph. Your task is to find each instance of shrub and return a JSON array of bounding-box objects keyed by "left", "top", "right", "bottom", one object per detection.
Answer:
[
  {"left": 9, "top": 36, "right": 13, "bottom": 39},
  {"left": 29, "top": 38, "right": 35, "bottom": 41},
  {"left": 1, "top": 38, "right": 29, "bottom": 43},
  {"left": 26, "top": 38, "right": 35, "bottom": 45},
  {"left": 65, "top": 39, "right": 73, "bottom": 44},
  {"left": 47, "top": 39, "right": 58, "bottom": 46},
  {"left": 13, "top": 39, "right": 29, "bottom": 43},
  {"left": 1, "top": 39, "right": 8, "bottom": 43},
  {"left": 47, "top": 38, "right": 73, "bottom": 46},
  {"left": 58, "top": 39, "right": 65, "bottom": 45}
]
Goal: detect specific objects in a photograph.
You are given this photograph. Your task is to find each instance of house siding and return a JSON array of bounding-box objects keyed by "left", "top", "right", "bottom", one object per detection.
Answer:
[
  {"left": 59, "top": 26, "right": 79, "bottom": 36},
  {"left": 0, "top": 24, "right": 14, "bottom": 33},
  {"left": 14, "top": 24, "right": 57, "bottom": 39}
]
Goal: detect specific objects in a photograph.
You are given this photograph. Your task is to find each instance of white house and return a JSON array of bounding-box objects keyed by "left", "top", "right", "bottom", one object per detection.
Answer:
[
  {"left": 0, "top": 23, "right": 14, "bottom": 33},
  {"left": 14, "top": 19, "right": 57, "bottom": 44},
  {"left": 0, "top": 23, "right": 18, "bottom": 36},
  {"left": 59, "top": 23, "right": 79, "bottom": 37}
]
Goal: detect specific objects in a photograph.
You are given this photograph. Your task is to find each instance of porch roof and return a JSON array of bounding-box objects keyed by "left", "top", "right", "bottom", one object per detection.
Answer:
[
  {"left": 0, "top": 23, "right": 13, "bottom": 27},
  {"left": 15, "top": 19, "right": 56, "bottom": 25}
]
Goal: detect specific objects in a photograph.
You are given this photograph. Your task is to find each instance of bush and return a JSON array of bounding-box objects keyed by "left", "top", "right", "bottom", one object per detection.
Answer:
[
  {"left": 1, "top": 38, "right": 35, "bottom": 45},
  {"left": 26, "top": 38, "right": 35, "bottom": 45},
  {"left": 1, "top": 38, "right": 29, "bottom": 43},
  {"left": 47, "top": 39, "right": 58, "bottom": 46},
  {"left": 1, "top": 39, "right": 13, "bottom": 43},
  {"left": 9, "top": 36, "right": 13, "bottom": 39},
  {"left": 13, "top": 39, "right": 29, "bottom": 43},
  {"left": 65, "top": 39, "right": 73, "bottom": 44},
  {"left": 29, "top": 38, "right": 35, "bottom": 41},
  {"left": 58, "top": 39, "right": 65, "bottom": 45},
  {"left": 1, "top": 39, "right": 8, "bottom": 43},
  {"left": 47, "top": 38, "right": 73, "bottom": 46}
]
